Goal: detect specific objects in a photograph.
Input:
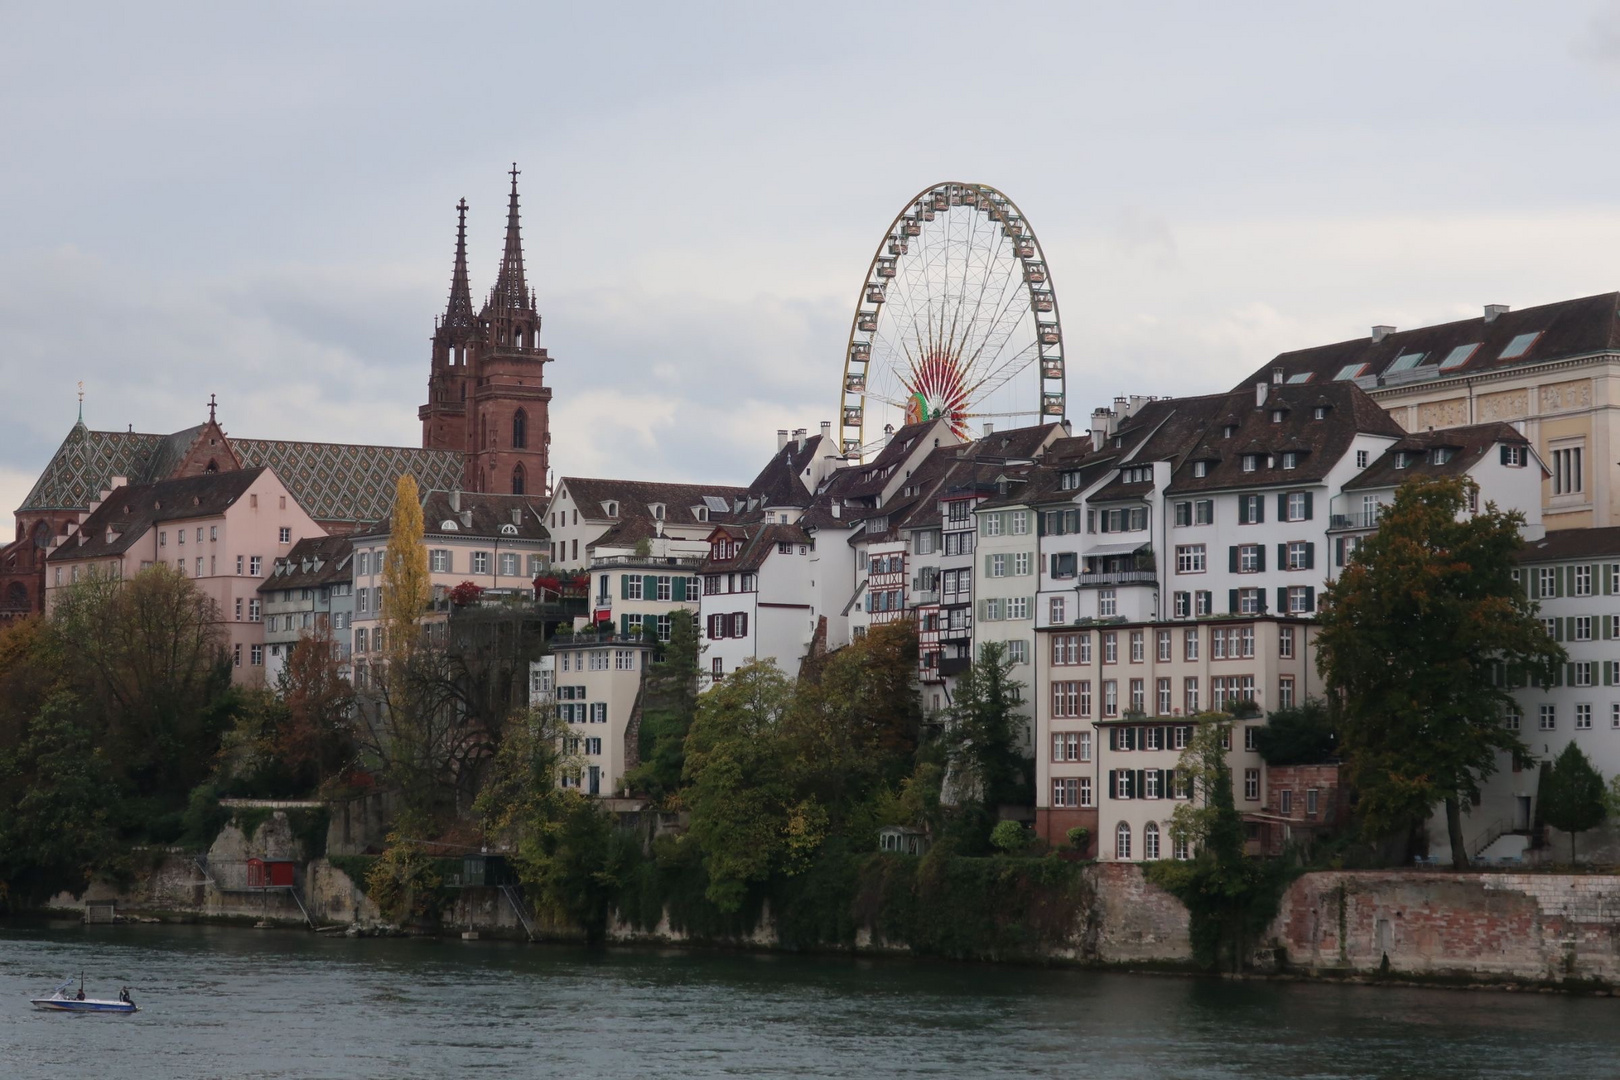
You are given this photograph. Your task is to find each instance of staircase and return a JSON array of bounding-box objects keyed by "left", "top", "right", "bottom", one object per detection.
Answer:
[{"left": 499, "top": 884, "right": 538, "bottom": 942}]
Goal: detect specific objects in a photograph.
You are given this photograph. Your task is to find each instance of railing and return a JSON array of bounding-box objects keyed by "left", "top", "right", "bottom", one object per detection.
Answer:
[
  {"left": 1469, "top": 817, "right": 1515, "bottom": 860},
  {"left": 500, "top": 883, "right": 538, "bottom": 941},
  {"left": 1076, "top": 570, "right": 1157, "bottom": 587},
  {"left": 589, "top": 555, "right": 704, "bottom": 569},
  {"left": 910, "top": 589, "right": 939, "bottom": 605}
]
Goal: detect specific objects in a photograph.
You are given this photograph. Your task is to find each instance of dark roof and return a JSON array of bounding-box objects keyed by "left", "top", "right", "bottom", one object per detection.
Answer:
[
  {"left": 745, "top": 434, "right": 827, "bottom": 510},
  {"left": 1165, "top": 383, "right": 1404, "bottom": 495},
  {"left": 49, "top": 469, "right": 266, "bottom": 561},
  {"left": 19, "top": 421, "right": 463, "bottom": 524},
  {"left": 416, "top": 490, "right": 549, "bottom": 542},
  {"left": 558, "top": 477, "right": 748, "bottom": 529},
  {"left": 1342, "top": 422, "right": 1532, "bottom": 492},
  {"left": 1239, "top": 292, "right": 1620, "bottom": 391},
  {"left": 829, "top": 420, "right": 950, "bottom": 501},
  {"left": 258, "top": 535, "right": 354, "bottom": 594},
  {"left": 1517, "top": 526, "right": 1620, "bottom": 563},
  {"left": 698, "top": 522, "right": 811, "bottom": 573}
]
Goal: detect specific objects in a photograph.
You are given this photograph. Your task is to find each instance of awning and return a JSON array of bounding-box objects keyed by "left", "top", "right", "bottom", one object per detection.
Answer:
[{"left": 1084, "top": 541, "right": 1148, "bottom": 558}]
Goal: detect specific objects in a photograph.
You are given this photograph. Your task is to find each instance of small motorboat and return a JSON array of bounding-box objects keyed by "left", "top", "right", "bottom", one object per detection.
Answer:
[{"left": 31, "top": 974, "right": 138, "bottom": 1014}]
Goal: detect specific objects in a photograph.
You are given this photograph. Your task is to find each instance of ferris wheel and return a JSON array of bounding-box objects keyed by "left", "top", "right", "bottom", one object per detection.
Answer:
[{"left": 837, "top": 182, "right": 1066, "bottom": 459}]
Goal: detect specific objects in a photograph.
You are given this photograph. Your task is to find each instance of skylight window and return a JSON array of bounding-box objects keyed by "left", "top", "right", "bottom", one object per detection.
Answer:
[
  {"left": 1334, "top": 363, "right": 1368, "bottom": 381},
  {"left": 1285, "top": 372, "right": 1313, "bottom": 384},
  {"left": 1387, "top": 352, "right": 1426, "bottom": 373},
  {"left": 1500, "top": 332, "right": 1541, "bottom": 360},
  {"left": 1438, "top": 344, "right": 1479, "bottom": 370}
]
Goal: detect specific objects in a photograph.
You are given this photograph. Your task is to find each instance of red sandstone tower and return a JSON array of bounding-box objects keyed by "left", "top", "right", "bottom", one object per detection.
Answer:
[{"left": 420, "top": 166, "right": 553, "bottom": 495}]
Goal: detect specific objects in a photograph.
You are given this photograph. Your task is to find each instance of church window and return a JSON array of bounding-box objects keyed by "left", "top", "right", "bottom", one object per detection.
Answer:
[
  {"left": 513, "top": 409, "right": 528, "bottom": 449},
  {"left": 513, "top": 464, "right": 526, "bottom": 495}
]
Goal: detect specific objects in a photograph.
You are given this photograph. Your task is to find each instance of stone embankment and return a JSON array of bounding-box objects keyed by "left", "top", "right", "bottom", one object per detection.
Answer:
[{"left": 40, "top": 816, "right": 1620, "bottom": 991}]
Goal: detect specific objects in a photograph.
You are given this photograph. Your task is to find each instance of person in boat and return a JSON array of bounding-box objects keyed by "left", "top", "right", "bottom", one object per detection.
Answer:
[
  {"left": 119, "top": 988, "right": 131, "bottom": 1004},
  {"left": 75, "top": 988, "right": 84, "bottom": 1000}
]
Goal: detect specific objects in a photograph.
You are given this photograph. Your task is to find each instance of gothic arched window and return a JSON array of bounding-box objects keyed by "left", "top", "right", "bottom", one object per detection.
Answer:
[
  {"left": 512, "top": 408, "right": 528, "bottom": 449},
  {"left": 512, "top": 464, "right": 526, "bottom": 495}
]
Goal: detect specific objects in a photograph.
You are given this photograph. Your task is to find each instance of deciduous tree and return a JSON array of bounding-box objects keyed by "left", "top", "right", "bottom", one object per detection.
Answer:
[
  {"left": 1539, "top": 742, "right": 1606, "bottom": 863},
  {"left": 1315, "top": 476, "right": 1562, "bottom": 868},
  {"left": 380, "top": 473, "right": 430, "bottom": 657}
]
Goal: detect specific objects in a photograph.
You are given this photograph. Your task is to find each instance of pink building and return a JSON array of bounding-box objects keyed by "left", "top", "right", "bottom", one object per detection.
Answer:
[{"left": 44, "top": 467, "right": 325, "bottom": 684}]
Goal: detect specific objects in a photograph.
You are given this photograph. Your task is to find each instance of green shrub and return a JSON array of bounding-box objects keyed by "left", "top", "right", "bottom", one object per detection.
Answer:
[
  {"left": 989, "top": 820, "right": 1028, "bottom": 853},
  {"left": 1065, "top": 826, "right": 1090, "bottom": 850}
]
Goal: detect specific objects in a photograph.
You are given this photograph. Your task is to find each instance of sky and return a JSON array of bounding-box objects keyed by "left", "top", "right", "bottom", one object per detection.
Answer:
[{"left": 6, "top": 1, "right": 1620, "bottom": 518}]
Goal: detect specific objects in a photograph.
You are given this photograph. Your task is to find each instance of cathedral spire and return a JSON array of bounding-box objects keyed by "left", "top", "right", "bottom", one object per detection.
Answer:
[
  {"left": 488, "top": 164, "right": 530, "bottom": 312},
  {"left": 442, "top": 198, "right": 476, "bottom": 335}
]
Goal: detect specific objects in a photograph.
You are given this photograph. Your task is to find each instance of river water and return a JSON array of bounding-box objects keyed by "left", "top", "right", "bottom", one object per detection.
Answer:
[{"left": 0, "top": 921, "right": 1614, "bottom": 1079}]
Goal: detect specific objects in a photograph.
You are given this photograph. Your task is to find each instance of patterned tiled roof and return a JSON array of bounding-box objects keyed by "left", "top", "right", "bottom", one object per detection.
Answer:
[
  {"left": 17, "top": 422, "right": 463, "bottom": 526},
  {"left": 232, "top": 438, "right": 462, "bottom": 524}
]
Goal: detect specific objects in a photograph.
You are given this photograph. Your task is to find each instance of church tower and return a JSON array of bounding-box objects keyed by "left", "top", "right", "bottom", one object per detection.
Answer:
[{"left": 419, "top": 167, "right": 553, "bottom": 496}]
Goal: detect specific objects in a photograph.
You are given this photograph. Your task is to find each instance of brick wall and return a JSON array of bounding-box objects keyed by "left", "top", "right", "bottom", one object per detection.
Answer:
[
  {"left": 1270, "top": 870, "right": 1620, "bottom": 982},
  {"left": 1087, "top": 862, "right": 1191, "bottom": 963}
]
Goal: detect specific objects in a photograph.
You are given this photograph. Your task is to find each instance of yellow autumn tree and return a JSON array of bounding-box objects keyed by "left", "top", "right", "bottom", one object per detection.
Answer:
[{"left": 380, "top": 474, "right": 430, "bottom": 657}]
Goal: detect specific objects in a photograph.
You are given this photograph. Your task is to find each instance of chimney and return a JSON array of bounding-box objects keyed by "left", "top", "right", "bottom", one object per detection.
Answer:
[
  {"left": 1371, "top": 325, "right": 1396, "bottom": 343},
  {"left": 1113, "top": 395, "right": 1128, "bottom": 419},
  {"left": 883, "top": 423, "right": 895, "bottom": 449},
  {"left": 460, "top": 509, "right": 473, "bottom": 528},
  {"left": 983, "top": 422, "right": 995, "bottom": 437},
  {"left": 511, "top": 508, "right": 522, "bottom": 526},
  {"left": 820, "top": 420, "right": 831, "bottom": 442},
  {"left": 831, "top": 502, "right": 841, "bottom": 519},
  {"left": 777, "top": 429, "right": 790, "bottom": 452},
  {"left": 1256, "top": 382, "right": 1269, "bottom": 408},
  {"left": 1484, "top": 304, "right": 1510, "bottom": 323},
  {"left": 794, "top": 427, "right": 807, "bottom": 450},
  {"left": 1090, "top": 407, "right": 1111, "bottom": 451},
  {"left": 1272, "top": 366, "right": 1284, "bottom": 385},
  {"left": 450, "top": 488, "right": 461, "bottom": 512}
]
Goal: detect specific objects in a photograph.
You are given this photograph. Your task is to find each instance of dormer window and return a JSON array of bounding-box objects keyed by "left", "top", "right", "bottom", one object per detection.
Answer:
[
  {"left": 603, "top": 501, "right": 619, "bottom": 518},
  {"left": 1431, "top": 448, "right": 1453, "bottom": 465},
  {"left": 1193, "top": 461, "right": 1209, "bottom": 478},
  {"left": 1241, "top": 455, "right": 1258, "bottom": 473},
  {"left": 694, "top": 506, "right": 709, "bottom": 522},
  {"left": 440, "top": 519, "right": 460, "bottom": 530},
  {"left": 1281, "top": 452, "right": 1298, "bottom": 470},
  {"left": 500, "top": 523, "right": 519, "bottom": 535},
  {"left": 1060, "top": 471, "right": 1081, "bottom": 491},
  {"left": 650, "top": 503, "right": 665, "bottom": 520},
  {"left": 1112, "top": 436, "right": 1122, "bottom": 448},
  {"left": 1270, "top": 410, "right": 1283, "bottom": 423},
  {"left": 1312, "top": 406, "right": 1327, "bottom": 420},
  {"left": 1395, "top": 452, "right": 1411, "bottom": 469},
  {"left": 1223, "top": 425, "right": 1237, "bottom": 438}
]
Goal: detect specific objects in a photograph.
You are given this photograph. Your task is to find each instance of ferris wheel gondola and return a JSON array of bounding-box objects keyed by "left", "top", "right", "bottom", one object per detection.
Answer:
[{"left": 836, "top": 182, "right": 1066, "bottom": 459}]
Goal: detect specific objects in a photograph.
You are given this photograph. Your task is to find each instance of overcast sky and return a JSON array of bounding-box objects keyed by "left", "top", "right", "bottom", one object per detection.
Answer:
[{"left": 6, "top": 1, "right": 1620, "bottom": 517}]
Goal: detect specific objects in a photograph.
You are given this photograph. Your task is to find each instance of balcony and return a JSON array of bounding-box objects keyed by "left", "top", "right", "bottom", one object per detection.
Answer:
[
  {"left": 910, "top": 589, "right": 939, "bottom": 606},
  {"left": 938, "top": 656, "right": 971, "bottom": 677},
  {"left": 589, "top": 554, "right": 704, "bottom": 570},
  {"left": 1076, "top": 570, "right": 1158, "bottom": 587}
]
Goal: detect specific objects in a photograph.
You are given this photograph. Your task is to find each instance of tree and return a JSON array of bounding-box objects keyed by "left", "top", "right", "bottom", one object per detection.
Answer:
[
  {"left": 942, "top": 641, "right": 1030, "bottom": 815},
  {"left": 1253, "top": 699, "right": 1336, "bottom": 767},
  {"left": 380, "top": 473, "right": 430, "bottom": 657},
  {"left": 681, "top": 660, "right": 806, "bottom": 911},
  {"left": 1314, "top": 476, "right": 1562, "bottom": 868},
  {"left": 276, "top": 624, "right": 356, "bottom": 792},
  {"left": 50, "top": 564, "right": 232, "bottom": 805},
  {"left": 625, "top": 610, "right": 701, "bottom": 801},
  {"left": 1539, "top": 743, "right": 1606, "bottom": 862}
]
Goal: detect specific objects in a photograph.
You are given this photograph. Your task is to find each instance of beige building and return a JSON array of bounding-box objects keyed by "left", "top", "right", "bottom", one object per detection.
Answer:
[
  {"left": 585, "top": 553, "right": 703, "bottom": 640},
  {"left": 530, "top": 638, "right": 654, "bottom": 797},
  {"left": 348, "top": 488, "right": 548, "bottom": 686},
  {"left": 1243, "top": 292, "right": 1620, "bottom": 531},
  {"left": 1034, "top": 615, "right": 1321, "bottom": 857}
]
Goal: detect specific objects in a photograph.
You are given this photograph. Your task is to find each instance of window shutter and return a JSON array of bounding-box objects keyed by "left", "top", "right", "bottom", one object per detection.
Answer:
[
  {"left": 1255, "top": 498, "right": 1264, "bottom": 524},
  {"left": 1107, "top": 769, "right": 1117, "bottom": 797},
  {"left": 1567, "top": 662, "right": 1576, "bottom": 687},
  {"left": 673, "top": 577, "right": 686, "bottom": 602},
  {"left": 1134, "top": 770, "right": 1145, "bottom": 799},
  {"left": 1278, "top": 543, "right": 1287, "bottom": 569},
  {"left": 620, "top": 614, "right": 631, "bottom": 636},
  {"left": 1303, "top": 492, "right": 1314, "bottom": 520},
  {"left": 1256, "top": 546, "right": 1267, "bottom": 572},
  {"left": 1334, "top": 537, "right": 1345, "bottom": 568},
  {"left": 1305, "top": 586, "right": 1315, "bottom": 612},
  {"left": 1555, "top": 618, "right": 1565, "bottom": 642},
  {"left": 643, "top": 574, "right": 657, "bottom": 598},
  {"left": 1229, "top": 547, "right": 1239, "bottom": 573},
  {"left": 1529, "top": 573, "right": 1539, "bottom": 600},
  {"left": 1228, "top": 589, "right": 1239, "bottom": 613},
  {"left": 620, "top": 575, "right": 630, "bottom": 599},
  {"left": 1557, "top": 568, "right": 1566, "bottom": 598},
  {"left": 1257, "top": 589, "right": 1268, "bottom": 613},
  {"left": 1238, "top": 499, "right": 1249, "bottom": 525},
  {"left": 1500, "top": 444, "right": 1510, "bottom": 465},
  {"left": 706, "top": 614, "right": 718, "bottom": 639},
  {"left": 1109, "top": 727, "right": 1118, "bottom": 751},
  {"left": 1165, "top": 768, "right": 1175, "bottom": 796},
  {"left": 1277, "top": 493, "right": 1288, "bottom": 520},
  {"left": 1305, "top": 542, "right": 1316, "bottom": 570},
  {"left": 738, "top": 613, "right": 749, "bottom": 637}
]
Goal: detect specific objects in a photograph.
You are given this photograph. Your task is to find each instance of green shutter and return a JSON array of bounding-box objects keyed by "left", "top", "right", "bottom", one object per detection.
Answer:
[
  {"left": 1303, "top": 492, "right": 1314, "bottom": 520},
  {"left": 1277, "top": 493, "right": 1288, "bottom": 521},
  {"left": 619, "top": 614, "right": 631, "bottom": 636},
  {"left": 672, "top": 576, "right": 686, "bottom": 602},
  {"left": 620, "top": 574, "right": 630, "bottom": 600},
  {"left": 1305, "top": 586, "right": 1316, "bottom": 612},
  {"left": 1305, "top": 542, "right": 1316, "bottom": 571},
  {"left": 1238, "top": 499, "right": 1249, "bottom": 525},
  {"left": 643, "top": 574, "right": 657, "bottom": 597},
  {"left": 1228, "top": 589, "right": 1239, "bottom": 613},
  {"left": 1277, "top": 587, "right": 1287, "bottom": 612}
]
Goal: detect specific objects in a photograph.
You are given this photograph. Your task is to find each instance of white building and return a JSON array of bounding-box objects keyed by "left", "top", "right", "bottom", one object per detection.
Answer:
[
  {"left": 529, "top": 637, "right": 655, "bottom": 798},
  {"left": 697, "top": 521, "right": 817, "bottom": 684}
]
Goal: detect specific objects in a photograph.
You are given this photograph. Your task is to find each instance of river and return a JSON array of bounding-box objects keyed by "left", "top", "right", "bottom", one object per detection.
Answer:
[{"left": 0, "top": 920, "right": 1614, "bottom": 1079}]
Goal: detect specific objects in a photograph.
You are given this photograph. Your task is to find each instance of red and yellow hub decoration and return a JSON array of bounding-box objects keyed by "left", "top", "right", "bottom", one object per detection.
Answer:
[{"left": 904, "top": 351, "right": 972, "bottom": 438}]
